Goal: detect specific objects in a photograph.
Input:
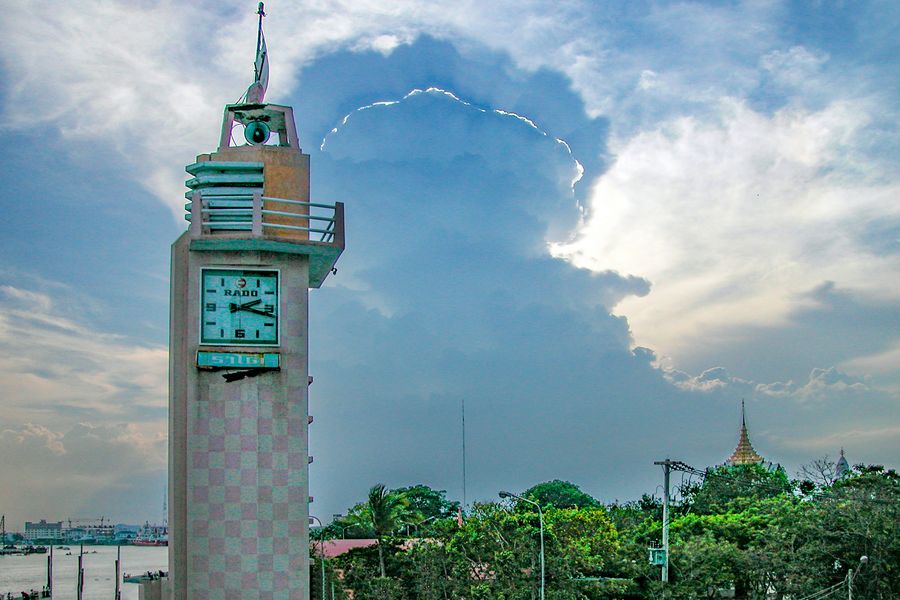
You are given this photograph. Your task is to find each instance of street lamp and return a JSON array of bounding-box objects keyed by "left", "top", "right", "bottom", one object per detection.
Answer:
[
  {"left": 499, "top": 491, "right": 544, "bottom": 600},
  {"left": 847, "top": 556, "right": 868, "bottom": 600},
  {"left": 408, "top": 515, "right": 438, "bottom": 537},
  {"left": 309, "top": 516, "right": 327, "bottom": 600}
]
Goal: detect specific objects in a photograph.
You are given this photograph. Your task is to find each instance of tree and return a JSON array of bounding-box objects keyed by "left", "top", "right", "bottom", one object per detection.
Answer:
[
  {"left": 394, "top": 484, "right": 459, "bottom": 525},
  {"left": 686, "top": 463, "right": 792, "bottom": 514},
  {"left": 345, "top": 483, "right": 412, "bottom": 577},
  {"left": 669, "top": 532, "right": 741, "bottom": 599},
  {"left": 798, "top": 455, "right": 838, "bottom": 488},
  {"left": 523, "top": 479, "right": 599, "bottom": 509},
  {"left": 808, "top": 465, "right": 900, "bottom": 599}
]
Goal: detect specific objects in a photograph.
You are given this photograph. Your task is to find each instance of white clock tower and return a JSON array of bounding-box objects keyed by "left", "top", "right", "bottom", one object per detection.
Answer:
[{"left": 165, "top": 21, "right": 344, "bottom": 597}]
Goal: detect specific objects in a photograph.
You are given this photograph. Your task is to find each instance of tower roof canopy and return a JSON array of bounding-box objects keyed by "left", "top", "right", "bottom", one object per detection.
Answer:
[{"left": 727, "top": 400, "right": 764, "bottom": 465}]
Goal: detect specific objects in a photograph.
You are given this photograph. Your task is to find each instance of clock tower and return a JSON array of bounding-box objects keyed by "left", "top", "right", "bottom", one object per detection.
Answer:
[{"left": 166, "top": 24, "right": 344, "bottom": 597}]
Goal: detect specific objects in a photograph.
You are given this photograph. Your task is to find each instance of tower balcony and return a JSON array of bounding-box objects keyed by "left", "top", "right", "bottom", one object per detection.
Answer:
[{"left": 183, "top": 160, "right": 344, "bottom": 288}]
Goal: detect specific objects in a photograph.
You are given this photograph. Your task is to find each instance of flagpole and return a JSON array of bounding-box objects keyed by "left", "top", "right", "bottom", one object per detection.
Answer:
[{"left": 255, "top": 2, "right": 266, "bottom": 81}]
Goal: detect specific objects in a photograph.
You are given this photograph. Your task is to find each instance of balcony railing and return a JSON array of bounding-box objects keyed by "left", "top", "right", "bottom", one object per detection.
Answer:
[{"left": 185, "top": 193, "right": 344, "bottom": 246}]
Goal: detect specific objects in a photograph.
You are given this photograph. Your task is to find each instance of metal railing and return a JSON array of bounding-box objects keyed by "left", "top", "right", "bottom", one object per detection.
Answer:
[{"left": 186, "top": 193, "right": 343, "bottom": 245}]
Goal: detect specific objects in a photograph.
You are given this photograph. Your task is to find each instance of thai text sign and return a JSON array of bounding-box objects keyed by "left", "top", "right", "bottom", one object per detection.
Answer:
[{"left": 197, "top": 351, "right": 280, "bottom": 369}]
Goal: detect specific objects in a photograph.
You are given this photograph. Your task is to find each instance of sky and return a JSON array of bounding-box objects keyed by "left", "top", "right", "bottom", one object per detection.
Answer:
[{"left": 0, "top": 0, "right": 898, "bottom": 530}]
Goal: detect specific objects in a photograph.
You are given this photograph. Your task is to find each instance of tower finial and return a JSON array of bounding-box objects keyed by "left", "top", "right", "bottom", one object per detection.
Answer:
[{"left": 245, "top": 2, "right": 269, "bottom": 103}]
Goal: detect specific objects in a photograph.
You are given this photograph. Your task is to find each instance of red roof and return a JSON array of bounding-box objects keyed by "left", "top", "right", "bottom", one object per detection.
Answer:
[
  {"left": 314, "top": 539, "right": 377, "bottom": 559},
  {"left": 312, "top": 538, "right": 426, "bottom": 559}
]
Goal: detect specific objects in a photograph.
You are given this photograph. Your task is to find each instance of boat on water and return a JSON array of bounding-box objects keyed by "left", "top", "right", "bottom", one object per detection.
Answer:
[
  {"left": 123, "top": 570, "right": 168, "bottom": 583},
  {"left": 132, "top": 521, "right": 168, "bottom": 546},
  {"left": 132, "top": 538, "right": 168, "bottom": 546},
  {"left": 0, "top": 545, "right": 47, "bottom": 556}
]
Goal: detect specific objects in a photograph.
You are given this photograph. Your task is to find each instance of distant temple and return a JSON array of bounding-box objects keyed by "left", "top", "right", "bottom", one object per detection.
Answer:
[
  {"left": 726, "top": 400, "right": 766, "bottom": 465},
  {"left": 835, "top": 447, "right": 851, "bottom": 478}
]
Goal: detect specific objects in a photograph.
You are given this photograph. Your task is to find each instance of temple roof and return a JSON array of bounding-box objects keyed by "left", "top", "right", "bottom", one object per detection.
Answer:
[
  {"left": 727, "top": 400, "right": 764, "bottom": 465},
  {"left": 835, "top": 447, "right": 850, "bottom": 478}
]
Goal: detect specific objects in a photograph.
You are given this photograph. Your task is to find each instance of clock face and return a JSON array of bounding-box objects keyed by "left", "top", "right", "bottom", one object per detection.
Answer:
[{"left": 200, "top": 269, "right": 279, "bottom": 345}]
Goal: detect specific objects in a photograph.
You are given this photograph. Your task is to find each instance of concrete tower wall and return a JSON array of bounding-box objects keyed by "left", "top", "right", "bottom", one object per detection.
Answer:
[
  {"left": 170, "top": 243, "right": 311, "bottom": 599},
  {"left": 169, "top": 137, "right": 317, "bottom": 599}
]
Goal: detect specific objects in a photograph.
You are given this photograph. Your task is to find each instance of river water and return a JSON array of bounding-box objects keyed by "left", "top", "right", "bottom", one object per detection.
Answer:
[{"left": 0, "top": 546, "right": 167, "bottom": 600}]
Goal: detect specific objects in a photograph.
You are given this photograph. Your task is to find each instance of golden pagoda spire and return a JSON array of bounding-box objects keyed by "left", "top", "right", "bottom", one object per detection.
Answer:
[{"left": 727, "top": 399, "right": 764, "bottom": 465}]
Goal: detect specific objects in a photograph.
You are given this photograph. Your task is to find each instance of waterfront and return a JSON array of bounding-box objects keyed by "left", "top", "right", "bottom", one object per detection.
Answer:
[{"left": 0, "top": 546, "right": 167, "bottom": 600}]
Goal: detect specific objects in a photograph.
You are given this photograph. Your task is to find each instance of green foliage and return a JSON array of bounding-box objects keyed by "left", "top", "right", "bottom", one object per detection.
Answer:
[
  {"left": 687, "top": 463, "right": 792, "bottom": 514},
  {"left": 810, "top": 465, "right": 900, "bottom": 598},
  {"left": 522, "top": 479, "right": 600, "bottom": 509},
  {"left": 343, "top": 483, "right": 413, "bottom": 577},
  {"left": 394, "top": 484, "right": 460, "bottom": 523},
  {"left": 329, "top": 467, "right": 898, "bottom": 600},
  {"left": 325, "top": 484, "right": 457, "bottom": 540}
]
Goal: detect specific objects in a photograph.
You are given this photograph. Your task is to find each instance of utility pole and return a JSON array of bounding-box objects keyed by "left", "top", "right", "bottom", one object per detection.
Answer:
[{"left": 654, "top": 459, "right": 673, "bottom": 583}]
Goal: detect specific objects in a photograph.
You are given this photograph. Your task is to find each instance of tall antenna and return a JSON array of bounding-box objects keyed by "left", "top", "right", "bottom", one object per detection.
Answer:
[{"left": 461, "top": 398, "right": 467, "bottom": 508}]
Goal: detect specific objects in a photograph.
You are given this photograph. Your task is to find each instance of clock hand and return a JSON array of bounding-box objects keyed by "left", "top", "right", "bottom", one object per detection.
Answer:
[
  {"left": 242, "top": 306, "right": 274, "bottom": 317},
  {"left": 229, "top": 299, "right": 262, "bottom": 313}
]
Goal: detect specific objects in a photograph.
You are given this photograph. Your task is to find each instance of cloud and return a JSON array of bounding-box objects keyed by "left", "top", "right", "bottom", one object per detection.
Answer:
[
  {"left": 554, "top": 98, "right": 900, "bottom": 370},
  {"left": 842, "top": 342, "right": 900, "bottom": 388},
  {"left": 0, "top": 284, "right": 167, "bottom": 425},
  {"left": 322, "top": 87, "right": 585, "bottom": 192},
  {"left": 1, "top": 0, "right": 897, "bottom": 522},
  {"left": 0, "top": 0, "right": 791, "bottom": 216},
  {"left": 773, "top": 425, "right": 900, "bottom": 454},
  {"left": 668, "top": 364, "right": 873, "bottom": 403},
  {"left": 0, "top": 280, "right": 168, "bottom": 528},
  {"left": 660, "top": 363, "right": 898, "bottom": 468},
  {"left": 0, "top": 422, "right": 166, "bottom": 530}
]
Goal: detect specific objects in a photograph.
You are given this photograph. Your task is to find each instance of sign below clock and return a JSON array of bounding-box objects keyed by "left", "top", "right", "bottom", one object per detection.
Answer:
[{"left": 197, "top": 351, "right": 280, "bottom": 369}]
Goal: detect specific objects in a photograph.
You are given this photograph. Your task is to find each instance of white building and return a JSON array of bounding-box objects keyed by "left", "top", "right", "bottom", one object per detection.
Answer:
[{"left": 24, "top": 519, "right": 63, "bottom": 541}]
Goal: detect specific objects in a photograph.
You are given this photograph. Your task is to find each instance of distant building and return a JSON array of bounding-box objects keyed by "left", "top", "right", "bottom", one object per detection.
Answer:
[
  {"left": 835, "top": 448, "right": 851, "bottom": 478},
  {"left": 726, "top": 400, "right": 765, "bottom": 465},
  {"left": 61, "top": 518, "right": 116, "bottom": 542},
  {"left": 24, "top": 519, "right": 63, "bottom": 541}
]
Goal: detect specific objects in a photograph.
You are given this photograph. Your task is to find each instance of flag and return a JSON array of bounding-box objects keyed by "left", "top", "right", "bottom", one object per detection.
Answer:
[
  {"left": 457, "top": 506, "right": 464, "bottom": 527},
  {"left": 254, "top": 32, "right": 269, "bottom": 95}
]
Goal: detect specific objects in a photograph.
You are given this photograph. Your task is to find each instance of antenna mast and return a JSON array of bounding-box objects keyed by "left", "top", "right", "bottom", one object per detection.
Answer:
[
  {"left": 461, "top": 398, "right": 467, "bottom": 508},
  {"left": 254, "top": 3, "right": 266, "bottom": 80}
]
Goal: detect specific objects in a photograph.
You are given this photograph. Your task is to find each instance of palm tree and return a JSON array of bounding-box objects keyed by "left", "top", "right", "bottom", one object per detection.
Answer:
[{"left": 347, "top": 483, "right": 410, "bottom": 577}]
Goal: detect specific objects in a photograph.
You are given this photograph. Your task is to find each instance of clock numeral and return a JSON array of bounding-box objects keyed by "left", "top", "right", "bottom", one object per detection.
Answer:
[
  {"left": 264, "top": 304, "right": 274, "bottom": 314},
  {"left": 255, "top": 330, "right": 260, "bottom": 338},
  {"left": 205, "top": 321, "right": 216, "bottom": 325},
  {"left": 264, "top": 290, "right": 274, "bottom": 295},
  {"left": 256, "top": 279, "right": 261, "bottom": 287},
  {"left": 264, "top": 322, "right": 274, "bottom": 327},
  {"left": 205, "top": 303, "right": 217, "bottom": 312},
  {"left": 235, "top": 329, "right": 246, "bottom": 338},
  {"left": 205, "top": 289, "right": 217, "bottom": 294},
  {"left": 219, "top": 328, "right": 224, "bottom": 338}
]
